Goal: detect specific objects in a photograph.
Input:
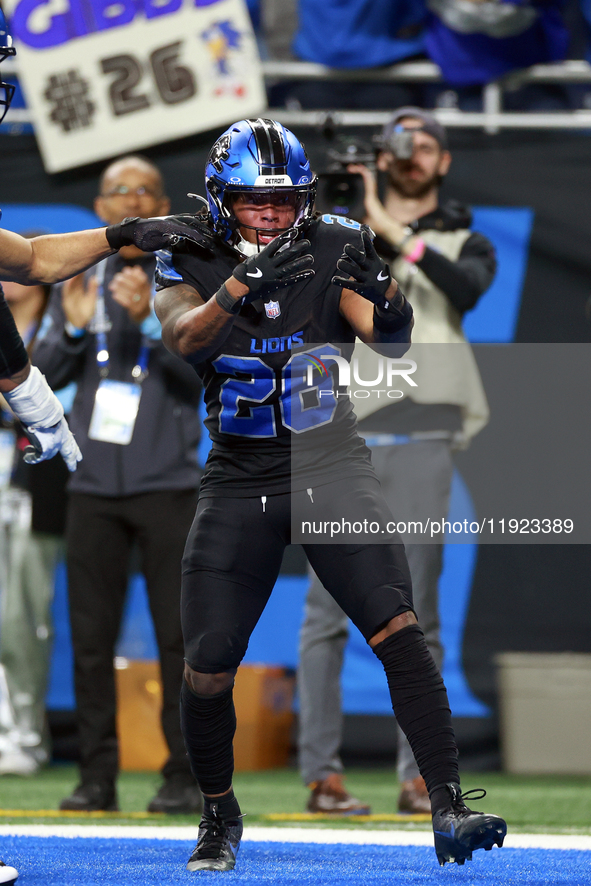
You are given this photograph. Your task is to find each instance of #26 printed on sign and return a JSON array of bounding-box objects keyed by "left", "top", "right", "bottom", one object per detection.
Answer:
[{"left": 6, "top": 0, "right": 266, "bottom": 172}]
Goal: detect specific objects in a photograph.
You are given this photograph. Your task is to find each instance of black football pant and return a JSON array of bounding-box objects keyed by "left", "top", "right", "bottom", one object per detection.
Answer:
[
  {"left": 180, "top": 477, "right": 458, "bottom": 799},
  {"left": 182, "top": 477, "right": 413, "bottom": 671},
  {"left": 66, "top": 489, "right": 197, "bottom": 785}
]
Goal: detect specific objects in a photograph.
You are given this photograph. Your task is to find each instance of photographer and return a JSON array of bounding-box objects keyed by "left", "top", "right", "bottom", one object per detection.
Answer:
[{"left": 299, "top": 108, "right": 495, "bottom": 815}]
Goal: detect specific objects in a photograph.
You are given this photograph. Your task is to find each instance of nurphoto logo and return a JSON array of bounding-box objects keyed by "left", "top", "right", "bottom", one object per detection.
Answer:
[{"left": 304, "top": 355, "right": 417, "bottom": 400}]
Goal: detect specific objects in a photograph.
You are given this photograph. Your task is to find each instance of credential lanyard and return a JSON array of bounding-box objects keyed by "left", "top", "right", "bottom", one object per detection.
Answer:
[{"left": 91, "top": 259, "right": 151, "bottom": 382}]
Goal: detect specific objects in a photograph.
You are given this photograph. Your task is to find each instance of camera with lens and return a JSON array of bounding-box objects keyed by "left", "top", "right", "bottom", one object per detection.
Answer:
[
  {"left": 315, "top": 135, "right": 376, "bottom": 223},
  {"left": 383, "top": 128, "right": 414, "bottom": 160},
  {"left": 315, "top": 126, "right": 417, "bottom": 221}
]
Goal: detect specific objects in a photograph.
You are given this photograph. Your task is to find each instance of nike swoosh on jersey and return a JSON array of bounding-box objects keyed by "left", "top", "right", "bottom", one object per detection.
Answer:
[
  {"left": 247, "top": 268, "right": 263, "bottom": 278},
  {"left": 377, "top": 270, "right": 389, "bottom": 281}
]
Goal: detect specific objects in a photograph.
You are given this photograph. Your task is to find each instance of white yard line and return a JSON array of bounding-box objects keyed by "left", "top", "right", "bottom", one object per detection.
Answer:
[{"left": 0, "top": 824, "right": 590, "bottom": 851}]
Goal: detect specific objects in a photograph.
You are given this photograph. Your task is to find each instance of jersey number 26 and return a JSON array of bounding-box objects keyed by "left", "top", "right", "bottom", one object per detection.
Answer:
[{"left": 213, "top": 345, "right": 341, "bottom": 437}]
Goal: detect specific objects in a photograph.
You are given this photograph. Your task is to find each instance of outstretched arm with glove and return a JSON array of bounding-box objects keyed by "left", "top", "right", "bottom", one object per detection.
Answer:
[
  {"left": 0, "top": 211, "right": 213, "bottom": 470},
  {"left": 0, "top": 214, "right": 215, "bottom": 286}
]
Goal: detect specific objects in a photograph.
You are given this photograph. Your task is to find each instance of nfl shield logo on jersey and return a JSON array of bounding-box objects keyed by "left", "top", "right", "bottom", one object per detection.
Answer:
[{"left": 264, "top": 300, "right": 281, "bottom": 319}]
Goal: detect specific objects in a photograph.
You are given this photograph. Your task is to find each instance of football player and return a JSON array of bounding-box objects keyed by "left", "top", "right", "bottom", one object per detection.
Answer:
[
  {"left": 0, "top": 9, "right": 206, "bottom": 470},
  {"left": 154, "top": 118, "right": 507, "bottom": 873}
]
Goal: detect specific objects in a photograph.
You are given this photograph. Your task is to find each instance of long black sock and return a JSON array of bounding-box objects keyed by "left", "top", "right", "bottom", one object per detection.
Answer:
[
  {"left": 203, "top": 788, "right": 241, "bottom": 822},
  {"left": 372, "top": 624, "right": 459, "bottom": 811},
  {"left": 180, "top": 680, "right": 236, "bottom": 797}
]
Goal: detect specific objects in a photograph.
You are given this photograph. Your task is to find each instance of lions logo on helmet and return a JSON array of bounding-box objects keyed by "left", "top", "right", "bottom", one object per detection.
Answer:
[
  {"left": 210, "top": 134, "right": 232, "bottom": 175},
  {"left": 0, "top": 7, "right": 15, "bottom": 124},
  {"left": 205, "top": 118, "right": 317, "bottom": 252}
]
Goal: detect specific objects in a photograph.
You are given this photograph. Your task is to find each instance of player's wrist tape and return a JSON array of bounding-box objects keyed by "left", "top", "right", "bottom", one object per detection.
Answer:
[
  {"left": 3, "top": 365, "right": 64, "bottom": 427},
  {"left": 215, "top": 283, "right": 244, "bottom": 315},
  {"left": 105, "top": 217, "right": 141, "bottom": 251},
  {"left": 373, "top": 290, "right": 413, "bottom": 331}
]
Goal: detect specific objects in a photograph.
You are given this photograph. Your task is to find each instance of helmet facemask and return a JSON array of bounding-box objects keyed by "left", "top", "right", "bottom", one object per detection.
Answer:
[{"left": 222, "top": 187, "right": 314, "bottom": 252}]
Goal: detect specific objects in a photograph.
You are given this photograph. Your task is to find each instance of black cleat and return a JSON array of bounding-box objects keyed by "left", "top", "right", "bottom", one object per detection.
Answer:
[
  {"left": 186, "top": 803, "right": 243, "bottom": 872},
  {"left": 432, "top": 784, "right": 507, "bottom": 867}
]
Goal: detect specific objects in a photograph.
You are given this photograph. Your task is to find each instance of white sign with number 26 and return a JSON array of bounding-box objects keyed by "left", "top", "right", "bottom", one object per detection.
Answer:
[{"left": 6, "top": 0, "right": 266, "bottom": 172}]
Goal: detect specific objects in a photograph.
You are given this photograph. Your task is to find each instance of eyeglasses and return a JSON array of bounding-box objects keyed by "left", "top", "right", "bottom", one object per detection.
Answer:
[{"left": 101, "top": 185, "right": 161, "bottom": 199}]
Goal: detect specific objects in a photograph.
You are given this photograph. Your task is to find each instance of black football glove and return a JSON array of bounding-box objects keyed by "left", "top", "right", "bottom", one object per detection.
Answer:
[
  {"left": 232, "top": 229, "right": 314, "bottom": 300},
  {"left": 106, "top": 214, "right": 215, "bottom": 256},
  {"left": 332, "top": 225, "right": 392, "bottom": 306}
]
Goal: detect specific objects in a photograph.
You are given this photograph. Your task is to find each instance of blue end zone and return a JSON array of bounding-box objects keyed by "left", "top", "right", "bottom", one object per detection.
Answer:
[{"left": 1, "top": 836, "right": 589, "bottom": 886}]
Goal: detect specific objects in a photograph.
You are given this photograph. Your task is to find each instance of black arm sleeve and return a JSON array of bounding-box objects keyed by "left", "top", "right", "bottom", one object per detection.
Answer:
[
  {"left": 0, "top": 286, "right": 29, "bottom": 378},
  {"left": 415, "top": 232, "right": 496, "bottom": 314}
]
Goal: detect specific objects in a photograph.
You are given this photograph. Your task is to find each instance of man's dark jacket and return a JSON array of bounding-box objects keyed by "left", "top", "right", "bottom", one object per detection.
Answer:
[{"left": 33, "top": 254, "right": 202, "bottom": 497}]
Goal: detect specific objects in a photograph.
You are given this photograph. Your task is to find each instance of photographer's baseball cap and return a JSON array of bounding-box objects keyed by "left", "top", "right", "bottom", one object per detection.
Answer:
[{"left": 382, "top": 107, "right": 448, "bottom": 150}]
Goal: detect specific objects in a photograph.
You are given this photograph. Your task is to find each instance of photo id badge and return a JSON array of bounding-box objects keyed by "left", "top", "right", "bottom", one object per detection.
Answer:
[{"left": 88, "top": 380, "right": 142, "bottom": 445}]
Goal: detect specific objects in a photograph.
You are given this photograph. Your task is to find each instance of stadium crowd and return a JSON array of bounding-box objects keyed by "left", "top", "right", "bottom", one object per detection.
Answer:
[{"left": 253, "top": 0, "right": 591, "bottom": 111}]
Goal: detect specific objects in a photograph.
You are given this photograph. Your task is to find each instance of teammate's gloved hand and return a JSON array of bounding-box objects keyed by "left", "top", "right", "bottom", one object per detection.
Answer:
[
  {"left": 3, "top": 366, "right": 83, "bottom": 472},
  {"left": 232, "top": 229, "right": 314, "bottom": 299},
  {"left": 332, "top": 225, "right": 392, "bottom": 305},
  {"left": 106, "top": 215, "right": 215, "bottom": 257},
  {"left": 23, "top": 417, "right": 82, "bottom": 472}
]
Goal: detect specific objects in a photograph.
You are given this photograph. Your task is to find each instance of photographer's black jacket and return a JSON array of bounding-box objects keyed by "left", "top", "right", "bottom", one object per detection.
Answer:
[{"left": 376, "top": 199, "right": 496, "bottom": 314}]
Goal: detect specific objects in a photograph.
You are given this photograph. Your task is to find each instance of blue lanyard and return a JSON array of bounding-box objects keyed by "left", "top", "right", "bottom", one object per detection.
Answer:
[
  {"left": 131, "top": 341, "right": 151, "bottom": 382},
  {"left": 91, "top": 259, "right": 151, "bottom": 382}
]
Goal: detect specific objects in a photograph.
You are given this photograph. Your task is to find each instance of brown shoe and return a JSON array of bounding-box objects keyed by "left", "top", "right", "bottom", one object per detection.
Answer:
[
  {"left": 307, "top": 773, "right": 371, "bottom": 815},
  {"left": 397, "top": 776, "right": 431, "bottom": 814}
]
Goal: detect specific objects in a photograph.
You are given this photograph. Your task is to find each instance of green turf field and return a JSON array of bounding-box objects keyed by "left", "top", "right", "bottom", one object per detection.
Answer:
[{"left": 1, "top": 765, "right": 590, "bottom": 834}]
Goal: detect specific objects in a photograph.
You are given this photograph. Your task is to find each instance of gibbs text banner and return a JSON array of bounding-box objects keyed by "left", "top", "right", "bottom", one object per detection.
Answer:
[{"left": 6, "top": 0, "right": 266, "bottom": 172}]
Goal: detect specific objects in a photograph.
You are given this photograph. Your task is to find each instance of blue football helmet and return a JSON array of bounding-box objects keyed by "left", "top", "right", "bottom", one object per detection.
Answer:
[
  {"left": 0, "top": 7, "right": 15, "bottom": 124},
  {"left": 205, "top": 118, "right": 317, "bottom": 249}
]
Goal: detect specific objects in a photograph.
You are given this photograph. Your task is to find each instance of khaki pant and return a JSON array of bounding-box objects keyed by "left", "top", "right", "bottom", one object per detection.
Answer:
[{"left": 0, "top": 486, "right": 61, "bottom": 760}]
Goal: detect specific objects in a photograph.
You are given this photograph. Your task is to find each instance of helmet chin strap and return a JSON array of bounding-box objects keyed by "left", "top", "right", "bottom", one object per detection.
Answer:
[{"left": 236, "top": 237, "right": 260, "bottom": 257}]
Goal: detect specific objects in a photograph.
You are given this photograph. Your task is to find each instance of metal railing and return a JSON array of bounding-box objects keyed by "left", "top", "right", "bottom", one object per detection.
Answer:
[
  {"left": 263, "top": 59, "right": 591, "bottom": 133},
  {"left": 4, "top": 57, "right": 591, "bottom": 132}
]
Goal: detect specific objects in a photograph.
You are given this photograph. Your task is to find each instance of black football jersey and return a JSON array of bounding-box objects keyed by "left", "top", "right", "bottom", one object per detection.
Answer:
[{"left": 156, "top": 215, "right": 375, "bottom": 496}]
